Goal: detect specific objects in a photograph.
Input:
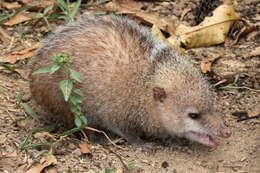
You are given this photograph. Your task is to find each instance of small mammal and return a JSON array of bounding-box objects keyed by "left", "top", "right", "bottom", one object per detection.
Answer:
[{"left": 30, "top": 16, "right": 231, "bottom": 147}]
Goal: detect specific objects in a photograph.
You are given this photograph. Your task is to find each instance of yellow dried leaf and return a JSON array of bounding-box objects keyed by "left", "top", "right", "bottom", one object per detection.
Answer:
[
  {"left": 170, "top": 4, "right": 241, "bottom": 49},
  {"left": 151, "top": 25, "right": 167, "bottom": 42}
]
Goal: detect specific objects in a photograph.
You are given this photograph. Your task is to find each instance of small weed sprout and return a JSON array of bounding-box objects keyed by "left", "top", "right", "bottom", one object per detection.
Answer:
[
  {"left": 55, "top": 0, "right": 82, "bottom": 23},
  {"left": 33, "top": 53, "right": 87, "bottom": 129}
]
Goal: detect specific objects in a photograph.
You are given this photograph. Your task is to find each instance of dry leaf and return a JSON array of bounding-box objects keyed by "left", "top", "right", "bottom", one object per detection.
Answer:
[
  {"left": 200, "top": 56, "right": 221, "bottom": 73},
  {"left": 79, "top": 141, "right": 91, "bottom": 154},
  {"left": 0, "top": 28, "right": 11, "bottom": 44},
  {"left": 25, "top": 154, "right": 57, "bottom": 173},
  {"left": 18, "top": 0, "right": 33, "bottom": 4},
  {"left": 167, "top": 3, "right": 241, "bottom": 50},
  {"left": 33, "top": 132, "right": 53, "bottom": 139},
  {"left": 91, "top": 0, "right": 176, "bottom": 35},
  {"left": 0, "top": 43, "right": 39, "bottom": 64},
  {"left": 132, "top": 12, "right": 176, "bottom": 35},
  {"left": 115, "top": 168, "right": 124, "bottom": 173},
  {"left": 0, "top": 153, "right": 19, "bottom": 172},
  {"left": 201, "top": 61, "right": 212, "bottom": 73},
  {"left": 0, "top": 1, "right": 22, "bottom": 9},
  {"left": 4, "top": 12, "right": 36, "bottom": 26},
  {"left": 249, "top": 46, "right": 260, "bottom": 57},
  {"left": 180, "top": 7, "right": 192, "bottom": 21},
  {"left": 226, "top": 25, "right": 257, "bottom": 46},
  {"left": 43, "top": 167, "right": 58, "bottom": 173},
  {"left": 151, "top": 25, "right": 168, "bottom": 42},
  {"left": 24, "top": 0, "right": 55, "bottom": 11},
  {"left": 14, "top": 69, "right": 30, "bottom": 80},
  {"left": 16, "top": 118, "right": 35, "bottom": 129}
]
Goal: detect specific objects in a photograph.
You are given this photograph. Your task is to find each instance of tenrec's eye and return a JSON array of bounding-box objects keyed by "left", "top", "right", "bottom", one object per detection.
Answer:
[{"left": 188, "top": 113, "right": 200, "bottom": 119}]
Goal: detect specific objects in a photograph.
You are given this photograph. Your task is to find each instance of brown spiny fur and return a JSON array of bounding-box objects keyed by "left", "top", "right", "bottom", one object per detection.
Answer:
[{"left": 30, "top": 16, "right": 230, "bottom": 143}]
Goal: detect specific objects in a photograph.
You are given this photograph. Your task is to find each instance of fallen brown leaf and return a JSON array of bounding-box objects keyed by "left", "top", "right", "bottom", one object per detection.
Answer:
[
  {"left": 0, "top": 1, "right": 22, "bottom": 9},
  {"left": 18, "top": 0, "right": 33, "bottom": 4},
  {"left": 24, "top": 154, "right": 57, "bottom": 173},
  {"left": 43, "top": 167, "right": 58, "bottom": 173},
  {"left": 0, "top": 153, "right": 19, "bottom": 172},
  {"left": 4, "top": 12, "right": 36, "bottom": 26},
  {"left": 91, "top": 0, "right": 176, "bottom": 35},
  {"left": 115, "top": 168, "right": 124, "bottom": 173},
  {"left": 249, "top": 46, "right": 260, "bottom": 57},
  {"left": 225, "top": 24, "right": 257, "bottom": 46},
  {"left": 0, "top": 28, "right": 11, "bottom": 44},
  {"left": 200, "top": 56, "right": 221, "bottom": 73},
  {"left": 24, "top": 0, "right": 55, "bottom": 11},
  {"left": 14, "top": 69, "right": 30, "bottom": 80},
  {"left": 0, "top": 43, "right": 39, "bottom": 64},
  {"left": 79, "top": 141, "right": 91, "bottom": 154},
  {"left": 180, "top": 7, "right": 192, "bottom": 21},
  {"left": 16, "top": 118, "right": 35, "bottom": 129}
]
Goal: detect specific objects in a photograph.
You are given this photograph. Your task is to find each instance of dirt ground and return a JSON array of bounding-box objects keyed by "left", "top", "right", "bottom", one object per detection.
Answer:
[{"left": 0, "top": 0, "right": 259, "bottom": 173}]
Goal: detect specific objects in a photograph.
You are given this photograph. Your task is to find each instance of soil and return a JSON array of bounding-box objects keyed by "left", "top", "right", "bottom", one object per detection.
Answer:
[{"left": 0, "top": 0, "right": 259, "bottom": 173}]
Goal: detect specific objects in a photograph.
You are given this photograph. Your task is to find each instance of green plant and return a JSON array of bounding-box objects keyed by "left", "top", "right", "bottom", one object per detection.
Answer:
[
  {"left": 33, "top": 52, "right": 87, "bottom": 129},
  {"left": 33, "top": 5, "right": 56, "bottom": 31},
  {"left": 55, "top": 0, "right": 82, "bottom": 23}
]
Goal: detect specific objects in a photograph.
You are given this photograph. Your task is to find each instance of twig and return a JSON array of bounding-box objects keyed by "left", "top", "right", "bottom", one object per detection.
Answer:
[
  {"left": 104, "top": 147, "right": 130, "bottom": 172},
  {"left": 80, "top": 129, "right": 89, "bottom": 142},
  {"left": 84, "top": 126, "right": 123, "bottom": 149},
  {"left": 214, "top": 79, "right": 227, "bottom": 87},
  {"left": 237, "top": 114, "right": 260, "bottom": 122},
  {"left": 219, "top": 85, "right": 260, "bottom": 92},
  {"left": 182, "top": 18, "right": 242, "bottom": 36}
]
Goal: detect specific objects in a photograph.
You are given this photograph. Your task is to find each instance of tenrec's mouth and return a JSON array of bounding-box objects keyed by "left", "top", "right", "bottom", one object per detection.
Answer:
[{"left": 185, "top": 131, "right": 217, "bottom": 147}]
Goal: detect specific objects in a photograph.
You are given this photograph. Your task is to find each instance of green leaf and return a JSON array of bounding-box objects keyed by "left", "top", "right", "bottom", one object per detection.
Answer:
[
  {"left": 70, "top": 104, "right": 81, "bottom": 114},
  {"left": 1, "top": 64, "right": 17, "bottom": 72},
  {"left": 59, "top": 80, "right": 73, "bottom": 101},
  {"left": 69, "top": 68, "right": 82, "bottom": 82},
  {"left": 32, "top": 66, "right": 52, "bottom": 75},
  {"left": 56, "top": 0, "right": 68, "bottom": 12},
  {"left": 74, "top": 116, "right": 87, "bottom": 128},
  {"left": 21, "top": 142, "right": 53, "bottom": 149},
  {"left": 74, "top": 116, "right": 83, "bottom": 128},
  {"left": 69, "top": 95, "right": 83, "bottom": 105},
  {"left": 128, "top": 163, "right": 143, "bottom": 168},
  {"left": 50, "top": 52, "right": 71, "bottom": 63},
  {"left": 70, "top": 0, "right": 81, "bottom": 22},
  {"left": 58, "top": 127, "right": 81, "bottom": 137},
  {"left": 50, "top": 64, "right": 61, "bottom": 74},
  {"left": 97, "top": 168, "right": 117, "bottom": 173},
  {"left": 73, "top": 89, "right": 84, "bottom": 96},
  {"left": 43, "top": 5, "right": 53, "bottom": 15},
  {"left": 79, "top": 115, "right": 87, "bottom": 125},
  {"left": 94, "top": 11, "right": 108, "bottom": 16},
  {"left": 21, "top": 103, "right": 39, "bottom": 122}
]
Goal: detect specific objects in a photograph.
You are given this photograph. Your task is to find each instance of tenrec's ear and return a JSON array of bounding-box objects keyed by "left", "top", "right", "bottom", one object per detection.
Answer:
[{"left": 153, "top": 87, "right": 167, "bottom": 102}]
